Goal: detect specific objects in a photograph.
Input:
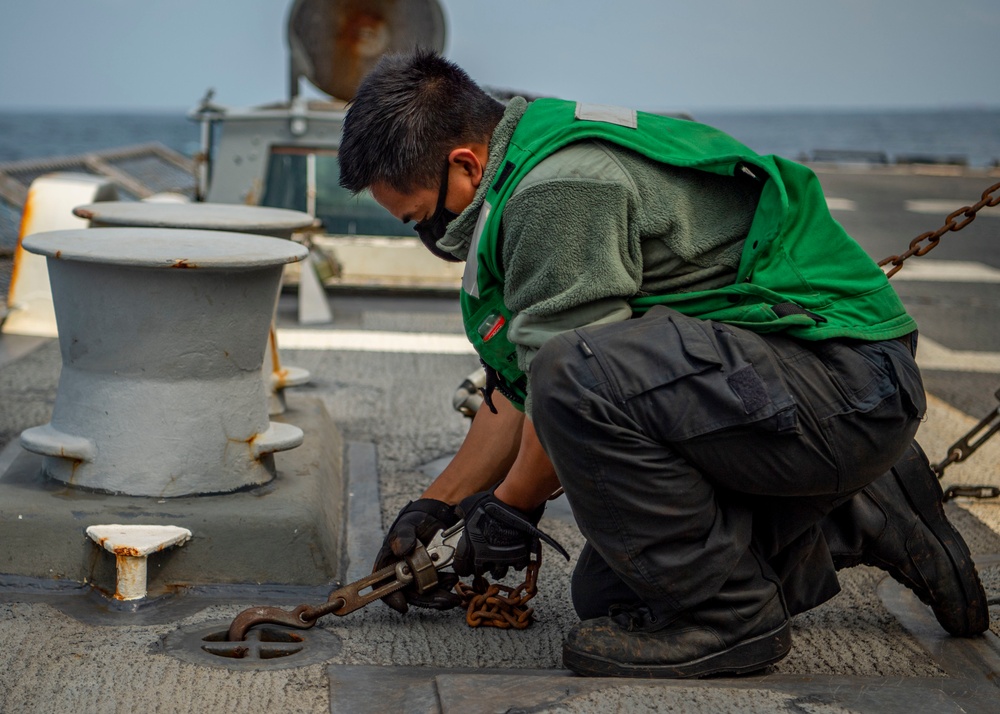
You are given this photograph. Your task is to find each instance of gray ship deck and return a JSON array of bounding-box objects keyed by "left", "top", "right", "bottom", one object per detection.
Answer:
[{"left": 1, "top": 164, "right": 999, "bottom": 712}]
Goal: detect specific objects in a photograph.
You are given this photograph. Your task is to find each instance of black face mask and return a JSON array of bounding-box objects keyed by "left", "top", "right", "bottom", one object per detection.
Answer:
[{"left": 414, "top": 161, "right": 462, "bottom": 262}]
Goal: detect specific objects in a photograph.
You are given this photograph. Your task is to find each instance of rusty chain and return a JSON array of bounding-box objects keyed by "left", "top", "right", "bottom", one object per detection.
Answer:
[
  {"left": 879, "top": 180, "right": 1000, "bottom": 277},
  {"left": 878, "top": 180, "right": 1000, "bottom": 500},
  {"left": 935, "top": 388, "right": 1000, "bottom": 501},
  {"left": 455, "top": 545, "right": 541, "bottom": 629},
  {"left": 228, "top": 182, "right": 1000, "bottom": 641},
  {"left": 225, "top": 522, "right": 550, "bottom": 638},
  {"left": 227, "top": 537, "right": 443, "bottom": 641}
]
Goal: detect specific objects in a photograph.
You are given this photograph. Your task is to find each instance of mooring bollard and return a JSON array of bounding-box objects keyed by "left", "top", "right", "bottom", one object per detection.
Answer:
[
  {"left": 72, "top": 201, "right": 330, "bottom": 415},
  {"left": 18, "top": 227, "right": 308, "bottom": 497}
]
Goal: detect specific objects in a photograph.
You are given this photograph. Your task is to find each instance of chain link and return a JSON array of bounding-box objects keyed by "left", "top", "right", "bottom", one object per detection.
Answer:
[
  {"left": 934, "top": 389, "right": 1000, "bottom": 500},
  {"left": 454, "top": 547, "right": 541, "bottom": 629},
  {"left": 879, "top": 181, "right": 1000, "bottom": 278}
]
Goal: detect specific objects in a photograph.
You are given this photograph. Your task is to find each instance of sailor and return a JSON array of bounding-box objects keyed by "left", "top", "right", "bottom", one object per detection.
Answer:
[{"left": 337, "top": 50, "right": 988, "bottom": 678}]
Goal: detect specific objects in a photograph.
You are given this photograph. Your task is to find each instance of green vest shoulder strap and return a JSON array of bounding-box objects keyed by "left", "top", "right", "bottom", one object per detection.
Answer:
[{"left": 460, "top": 98, "right": 915, "bottom": 411}]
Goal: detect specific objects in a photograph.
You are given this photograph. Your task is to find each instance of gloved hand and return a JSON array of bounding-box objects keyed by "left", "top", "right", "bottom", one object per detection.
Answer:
[
  {"left": 373, "top": 498, "right": 462, "bottom": 613},
  {"left": 453, "top": 490, "right": 568, "bottom": 580}
]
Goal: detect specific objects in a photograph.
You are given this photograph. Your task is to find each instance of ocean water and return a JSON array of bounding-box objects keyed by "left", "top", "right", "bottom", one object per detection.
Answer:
[
  {"left": 0, "top": 107, "right": 998, "bottom": 167},
  {"left": 0, "top": 111, "right": 201, "bottom": 165},
  {"left": 696, "top": 108, "right": 1000, "bottom": 167}
]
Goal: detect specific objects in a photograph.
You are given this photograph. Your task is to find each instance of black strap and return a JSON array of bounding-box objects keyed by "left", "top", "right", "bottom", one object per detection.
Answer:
[
  {"left": 772, "top": 302, "right": 827, "bottom": 324},
  {"left": 492, "top": 161, "right": 516, "bottom": 193},
  {"left": 734, "top": 161, "right": 768, "bottom": 185}
]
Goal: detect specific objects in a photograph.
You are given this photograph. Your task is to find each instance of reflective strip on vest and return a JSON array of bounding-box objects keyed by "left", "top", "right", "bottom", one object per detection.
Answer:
[
  {"left": 574, "top": 102, "right": 638, "bottom": 129},
  {"left": 463, "top": 200, "right": 492, "bottom": 299}
]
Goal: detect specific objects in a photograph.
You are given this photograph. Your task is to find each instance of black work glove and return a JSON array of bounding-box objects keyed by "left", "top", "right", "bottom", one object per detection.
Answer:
[
  {"left": 373, "top": 498, "right": 462, "bottom": 614},
  {"left": 453, "top": 490, "right": 568, "bottom": 580}
]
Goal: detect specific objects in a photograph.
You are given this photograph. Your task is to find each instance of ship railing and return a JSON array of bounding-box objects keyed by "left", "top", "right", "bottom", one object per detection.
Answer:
[{"left": 0, "top": 142, "right": 196, "bottom": 255}]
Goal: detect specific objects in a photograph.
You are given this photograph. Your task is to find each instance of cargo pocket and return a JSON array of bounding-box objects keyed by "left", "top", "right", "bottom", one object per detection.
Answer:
[
  {"left": 883, "top": 337, "right": 926, "bottom": 419},
  {"left": 816, "top": 337, "right": 924, "bottom": 493},
  {"left": 815, "top": 339, "right": 908, "bottom": 417},
  {"left": 585, "top": 306, "right": 798, "bottom": 443}
]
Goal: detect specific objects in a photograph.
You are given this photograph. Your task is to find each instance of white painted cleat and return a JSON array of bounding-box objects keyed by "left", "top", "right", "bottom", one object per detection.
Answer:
[
  {"left": 86, "top": 524, "right": 192, "bottom": 601},
  {"left": 297, "top": 255, "right": 334, "bottom": 325}
]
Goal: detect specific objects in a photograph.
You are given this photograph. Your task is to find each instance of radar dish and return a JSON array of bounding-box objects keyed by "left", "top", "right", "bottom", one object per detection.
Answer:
[{"left": 287, "top": 0, "right": 446, "bottom": 101}]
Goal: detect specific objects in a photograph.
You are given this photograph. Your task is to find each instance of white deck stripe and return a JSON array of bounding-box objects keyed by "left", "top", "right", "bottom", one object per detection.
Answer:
[
  {"left": 917, "top": 336, "right": 1000, "bottom": 374},
  {"left": 885, "top": 259, "right": 1000, "bottom": 282},
  {"left": 906, "top": 199, "right": 1000, "bottom": 217},
  {"left": 825, "top": 197, "right": 857, "bottom": 211},
  {"left": 279, "top": 329, "right": 999, "bottom": 373},
  {"left": 276, "top": 328, "right": 475, "bottom": 354}
]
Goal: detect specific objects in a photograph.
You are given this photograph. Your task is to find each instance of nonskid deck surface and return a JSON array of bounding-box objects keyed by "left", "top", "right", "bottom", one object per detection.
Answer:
[{"left": 0, "top": 167, "right": 998, "bottom": 712}]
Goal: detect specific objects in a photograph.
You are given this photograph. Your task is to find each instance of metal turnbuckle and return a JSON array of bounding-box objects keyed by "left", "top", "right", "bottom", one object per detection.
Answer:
[
  {"left": 943, "top": 485, "right": 1000, "bottom": 501},
  {"left": 227, "top": 522, "right": 465, "bottom": 641}
]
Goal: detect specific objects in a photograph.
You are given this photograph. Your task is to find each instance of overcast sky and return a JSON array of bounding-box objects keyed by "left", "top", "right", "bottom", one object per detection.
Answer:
[{"left": 1, "top": 0, "right": 998, "bottom": 113}]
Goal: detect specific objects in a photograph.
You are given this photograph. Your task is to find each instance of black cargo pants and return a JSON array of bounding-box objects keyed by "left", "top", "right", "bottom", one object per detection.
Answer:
[{"left": 530, "top": 305, "right": 925, "bottom": 621}]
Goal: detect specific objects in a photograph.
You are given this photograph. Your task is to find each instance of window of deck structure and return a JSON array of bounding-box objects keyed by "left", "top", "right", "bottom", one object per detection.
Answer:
[{"left": 261, "top": 146, "right": 412, "bottom": 237}]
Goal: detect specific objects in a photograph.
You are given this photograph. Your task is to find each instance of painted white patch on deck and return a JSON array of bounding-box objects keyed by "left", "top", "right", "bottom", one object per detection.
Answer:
[
  {"left": 917, "top": 394, "right": 1000, "bottom": 489},
  {"left": 917, "top": 336, "right": 1000, "bottom": 374}
]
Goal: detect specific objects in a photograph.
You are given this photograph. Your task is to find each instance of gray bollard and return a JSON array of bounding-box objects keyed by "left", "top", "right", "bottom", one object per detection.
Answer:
[
  {"left": 72, "top": 202, "right": 325, "bottom": 415},
  {"left": 18, "top": 227, "right": 308, "bottom": 497}
]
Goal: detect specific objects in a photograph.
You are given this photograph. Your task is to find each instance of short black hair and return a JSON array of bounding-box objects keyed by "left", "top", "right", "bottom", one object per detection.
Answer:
[{"left": 338, "top": 50, "right": 505, "bottom": 194}]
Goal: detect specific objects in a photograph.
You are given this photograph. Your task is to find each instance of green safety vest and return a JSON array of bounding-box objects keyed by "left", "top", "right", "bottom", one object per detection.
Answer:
[{"left": 460, "top": 99, "right": 916, "bottom": 409}]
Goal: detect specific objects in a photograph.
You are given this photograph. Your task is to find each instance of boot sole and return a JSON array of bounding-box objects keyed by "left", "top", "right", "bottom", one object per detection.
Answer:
[
  {"left": 888, "top": 443, "right": 988, "bottom": 637},
  {"left": 562, "top": 620, "right": 791, "bottom": 679}
]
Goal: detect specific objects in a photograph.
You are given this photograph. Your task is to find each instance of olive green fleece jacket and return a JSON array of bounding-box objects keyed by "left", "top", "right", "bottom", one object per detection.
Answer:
[{"left": 437, "top": 98, "right": 761, "bottom": 414}]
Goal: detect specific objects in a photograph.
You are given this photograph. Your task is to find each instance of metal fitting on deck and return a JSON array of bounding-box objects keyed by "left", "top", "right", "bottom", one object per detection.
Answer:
[{"left": 86, "top": 524, "right": 191, "bottom": 601}]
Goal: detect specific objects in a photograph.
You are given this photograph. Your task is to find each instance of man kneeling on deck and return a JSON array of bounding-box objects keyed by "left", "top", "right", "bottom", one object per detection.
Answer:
[{"left": 336, "top": 50, "right": 988, "bottom": 678}]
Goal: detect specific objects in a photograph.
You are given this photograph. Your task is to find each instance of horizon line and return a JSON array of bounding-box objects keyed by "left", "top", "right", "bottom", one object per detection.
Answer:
[{"left": 2, "top": 102, "right": 1000, "bottom": 115}]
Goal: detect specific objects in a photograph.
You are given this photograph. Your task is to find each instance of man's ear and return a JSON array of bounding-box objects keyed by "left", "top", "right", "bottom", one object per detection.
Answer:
[{"left": 448, "top": 146, "right": 487, "bottom": 189}]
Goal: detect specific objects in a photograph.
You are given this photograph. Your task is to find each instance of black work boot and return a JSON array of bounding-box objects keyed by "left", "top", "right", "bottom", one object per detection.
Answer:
[
  {"left": 562, "top": 550, "right": 791, "bottom": 678},
  {"left": 823, "top": 441, "right": 988, "bottom": 637}
]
